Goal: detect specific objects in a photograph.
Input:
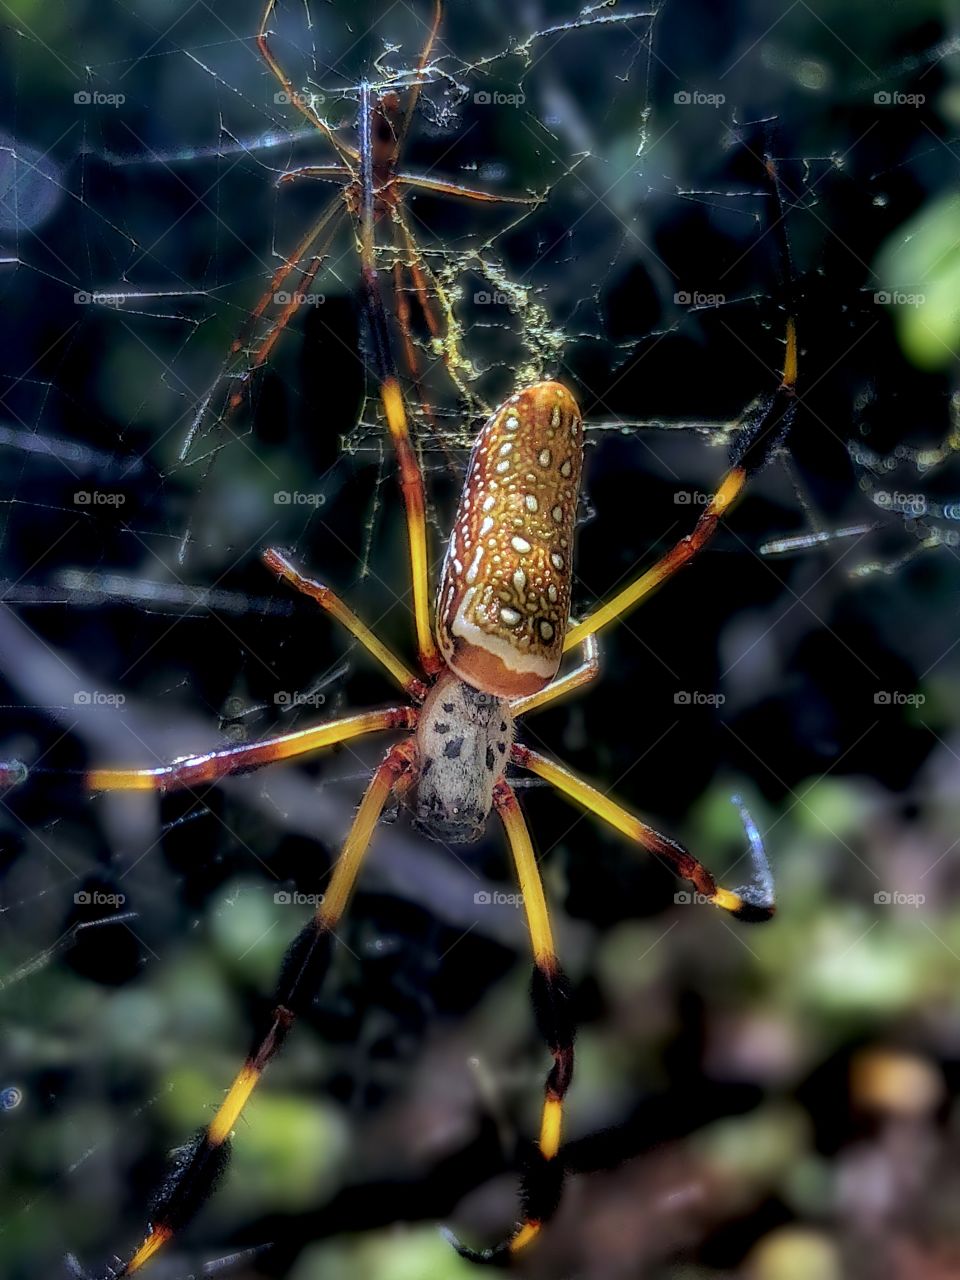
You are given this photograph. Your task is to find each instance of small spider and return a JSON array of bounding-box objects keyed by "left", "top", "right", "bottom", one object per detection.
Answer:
[
  {"left": 178, "top": 0, "right": 537, "bottom": 564},
  {"left": 2, "top": 319, "right": 795, "bottom": 1274}
]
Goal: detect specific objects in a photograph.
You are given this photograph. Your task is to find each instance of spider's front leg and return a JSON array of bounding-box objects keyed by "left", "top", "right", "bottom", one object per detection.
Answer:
[
  {"left": 105, "top": 737, "right": 418, "bottom": 1278},
  {"left": 563, "top": 150, "right": 799, "bottom": 655}
]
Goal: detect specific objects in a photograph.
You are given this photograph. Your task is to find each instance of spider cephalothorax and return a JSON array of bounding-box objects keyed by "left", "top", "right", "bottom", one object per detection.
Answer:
[{"left": 413, "top": 672, "right": 515, "bottom": 843}]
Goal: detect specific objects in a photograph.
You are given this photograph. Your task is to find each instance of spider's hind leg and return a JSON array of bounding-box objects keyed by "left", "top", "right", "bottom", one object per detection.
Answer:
[
  {"left": 104, "top": 739, "right": 418, "bottom": 1278},
  {"left": 512, "top": 744, "right": 775, "bottom": 924},
  {"left": 444, "top": 780, "right": 574, "bottom": 1263}
]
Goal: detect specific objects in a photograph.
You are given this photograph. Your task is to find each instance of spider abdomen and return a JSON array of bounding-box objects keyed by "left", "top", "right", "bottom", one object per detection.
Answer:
[
  {"left": 413, "top": 672, "right": 515, "bottom": 844},
  {"left": 436, "top": 382, "right": 583, "bottom": 698}
]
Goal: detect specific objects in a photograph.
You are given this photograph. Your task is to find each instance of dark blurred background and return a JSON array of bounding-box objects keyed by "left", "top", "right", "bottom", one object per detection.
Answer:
[{"left": 2, "top": 1, "right": 960, "bottom": 1277}]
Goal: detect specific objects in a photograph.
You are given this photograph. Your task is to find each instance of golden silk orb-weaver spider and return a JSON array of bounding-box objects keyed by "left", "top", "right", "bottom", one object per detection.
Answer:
[{"left": 2, "top": 320, "right": 796, "bottom": 1274}]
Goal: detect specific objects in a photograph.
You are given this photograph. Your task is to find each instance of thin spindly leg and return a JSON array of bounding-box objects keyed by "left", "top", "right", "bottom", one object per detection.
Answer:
[
  {"left": 179, "top": 199, "right": 343, "bottom": 476},
  {"left": 225, "top": 230, "right": 334, "bottom": 414},
  {"left": 391, "top": 257, "right": 438, "bottom": 436},
  {"left": 113, "top": 738, "right": 418, "bottom": 1277},
  {"left": 397, "top": 172, "right": 541, "bottom": 205},
  {"left": 228, "top": 197, "right": 342, "bottom": 364},
  {"left": 277, "top": 164, "right": 353, "bottom": 187},
  {"left": 0, "top": 707, "right": 416, "bottom": 797},
  {"left": 262, "top": 548, "right": 428, "bottom": 700},
  {"left": 393, "top": 0, "right": 443, "bottom": 158},
  {"left": 393, "top": 210, "right": 478, "bottom": 410},
  {"left": 257, "top": 0, "right": 358, "bottom": 162},
  {"left": 445, "top": 779, "right": 574, "bottom": 1262},
  {"left": 512, "top": 745, "right": 775, "bottom": 921},
  {"left": 511, "top": 634, "right": 599, "bottom": 718},
  {"left": 357, "top": 83, "right": 442, "bottom": 675},
  {"left": 563, "top": 146, "right": 797, "bottom": 654}
]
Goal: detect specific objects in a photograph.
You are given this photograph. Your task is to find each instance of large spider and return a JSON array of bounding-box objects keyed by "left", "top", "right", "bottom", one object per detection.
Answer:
[{"left": 2, "top": 331, "right": 796, "bottom": 1277}]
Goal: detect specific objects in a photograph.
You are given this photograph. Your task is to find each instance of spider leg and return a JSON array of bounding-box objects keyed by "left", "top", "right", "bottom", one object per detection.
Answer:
[
  {"left": 223, "top": 208, "right": 339, "bottom": 410},
  {"left": 445, "top": 779, "right": 574, "bottom": 1262},
  {"left": 358, "top": 82, "right": 442, "bottom": 676},
  {"left": 388, "top": 253, "right": 463, "bottom": 503},
  {"left": 394, "top": 208, "right": 478, "bottom": 410},
  {"left": 563, "top": 315, "right": 797, "bottom": 652},
  {"left": 390, "top": 251, "right": 440, "bottom": 440},
  {"left": 397, "top": 172, "right": 541, "bottom": 206},
  {"left": 257, "top": 0, "right": 358, "bottom": 163},
  {"left": 393, "top": 0, "right": 443, "bottom": 161},
  {"left": 178, "top": 197, "right": 343, "bottom": 477},
  {"left": 0, "top": 706, "right": 416, "bottom": 796},
  {"left": 564, "top": 146, "right": 797, "bottom": 653},
  {"left": 388, "top": 222, "right": 470, "bottom": 490},
  {"left": 510, "top": 634, "right": 599, "bottom": 717},
  {"left": 276, "top": 164, "right": 353, "bottom": 187},
  {"left": 112, "top": 738, "right": 418, "bottom": 1278},
  {"left": 262, "top": 547, "right": 428, "bottom": 700},
  {"left": 511, "top": 745, "right": 775, "bottom": 922}
]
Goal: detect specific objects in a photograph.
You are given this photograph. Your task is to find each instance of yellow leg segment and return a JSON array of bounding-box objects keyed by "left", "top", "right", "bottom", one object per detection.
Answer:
[
  {"left": 511, "top": 634, "right": 599, "bottom": 718},
  {"left": 564, "top": 302, "right": 797, "bottom": 653},
  {"left": 118, "top": 740, "right": 417, "bottom": 1276},
  {"left": 380, "top": 376, "right": 442, "bottom": 674},
  {"left": 263, "top": 548, "right": 427, "bottom": 699},
  {"left": 512, "top": 745, "right": 774, "bottom": 922},
  {"left": 563, "top": 467, "right": 746, "bottom": 652},
  {"left": 445, "top": 782, "right": 574, "bottom": 1261},
  {"left": 86, "top": 705, "right": 416, "bottom": 794}
]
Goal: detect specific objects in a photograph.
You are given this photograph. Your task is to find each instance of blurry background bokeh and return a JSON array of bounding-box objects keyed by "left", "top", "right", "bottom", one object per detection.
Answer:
[{"left": 2, "top": 1, "right": 960, "bottom": 1277}]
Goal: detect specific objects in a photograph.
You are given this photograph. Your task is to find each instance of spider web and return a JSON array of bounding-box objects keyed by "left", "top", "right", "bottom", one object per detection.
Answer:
[{"left": 2, "top": 2, "right": 959, "bottom": 1278}]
